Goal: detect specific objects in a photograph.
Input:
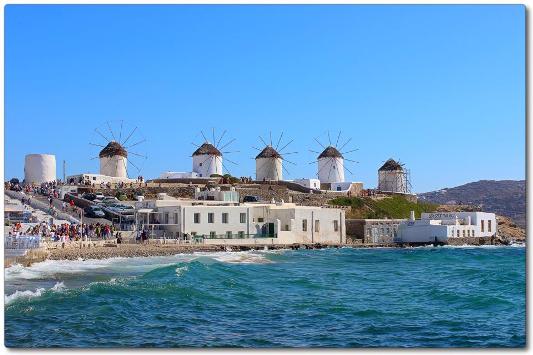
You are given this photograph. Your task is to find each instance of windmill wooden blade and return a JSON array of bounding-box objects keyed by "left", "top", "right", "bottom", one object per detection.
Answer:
[
  {"left": 200, "top": 130, "right": 209, "bottom": 143},
  {"left": 275, "top": 132, "right": 284, "bottom": 150},
  {"left": 89, "top": 142, "right": 106, "bottom": 148},
  {"left": 122, "top": 126, "right": 137, "bottom": 145},
  {"left": 128, "top": 151, "right": 148, "bottom": 159},
  {"left": 335, "top": 131, "right": 341, "bottom": 147},
  {"left": 342, "top": 148, "right": 359, "bottom": 155},
  {"left": 219, "top": 138, "right": 236, "bottom": 151},
  {"left": 216, "top": 130, "right": 227, "bottom": 148},
  {"left": 106, "top": 121, "right": 117, "bottom": 141},
  {"left": 95, "top": 128, "right": 111, "bottom": 143},
  {"left": 278, "top": 139, "right": 294, "bottom": 152},
  {"left": 314, "top": 137, "right": 325, "bottom": 149},
  {"left": 339, "top": 137, "right": 352, "bottom": 151},
  {"left": 125, "top": 139, "right": 146, "bottom": 149}
]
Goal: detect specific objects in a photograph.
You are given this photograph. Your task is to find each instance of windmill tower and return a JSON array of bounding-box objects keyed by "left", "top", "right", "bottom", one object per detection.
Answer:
[
  {"left": 311, "top": 131, "right": 358, "bottom": 184},
  {"left": 317, "top": 146, "right": 345, "bottom": 183},
  {"left": 99, "top": 141, "right": 128, "bottom": 177},
  {"left": 192, "top": 143, "right": 223, "bottom": 177},
  {"left": 90, "top": 121, "right": 147, "bottom": 178},
  {"left": 192, "top": 129, "right": 237, "bottom": 178},
  {"left": 254, "top": 132, "right": 296, "bottom": 181},
  {"left": 256, "top": 146, "right": 282, "bottom": 181},
  {"left": 377, "top": 158, "right": 410, "bottom": 194}
]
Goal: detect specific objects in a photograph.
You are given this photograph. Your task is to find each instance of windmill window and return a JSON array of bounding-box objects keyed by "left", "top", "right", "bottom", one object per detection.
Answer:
[{"left": 199, "top": 163, "right": 203, "bottom": 166}]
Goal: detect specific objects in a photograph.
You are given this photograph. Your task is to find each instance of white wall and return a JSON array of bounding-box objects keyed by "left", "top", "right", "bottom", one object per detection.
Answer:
[
  {"left": 294, "top": 178, "right": 321, "bottom": 189},
  {"left": 396, "top": 222, "right": 449, "bottom": 243},
  {"left": 378, "top": 170, "right": 407, "bottom": 193},
  {"left": 192, "top": 155, "right": 222, "bottom": 177},
  {"left": 256, "top": 157, "right": 282, "bottom": 181},
  {"left": 24, "top": 154, "right": 56, "bottom": 184},
  {"left": 331, "top": 182, "right": 353, "bottom": 192},
  {"left": 159, "top": 171, "right": 199, "bottom": 179},
  {"left": 421, "top": 212, "right": 497, "bottom": 238},
  {"left": 100, "top": 155, "right": 127, "bottom": 178},
  {"left": 318, "top": 157, "right": 344, "bottom": 183}
]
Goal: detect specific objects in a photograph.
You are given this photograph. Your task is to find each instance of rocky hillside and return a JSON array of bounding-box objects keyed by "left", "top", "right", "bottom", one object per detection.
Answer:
[{"left": 418, "top": 180, "right": 525, "bottom": 228}]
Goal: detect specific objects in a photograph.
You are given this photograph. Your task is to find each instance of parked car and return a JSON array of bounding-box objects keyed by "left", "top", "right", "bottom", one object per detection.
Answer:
[
  {"left": 82, "top": 193, "right": 97, "bottom": 201},
  {"left": 84, "top": 206, "right": 106, "bottom": 218},
  {"left": 101, "top": 196, "right": 119, "bottom": 204},
  {"left": 243, "top": 195, "right": 260, "bottom": 203}
]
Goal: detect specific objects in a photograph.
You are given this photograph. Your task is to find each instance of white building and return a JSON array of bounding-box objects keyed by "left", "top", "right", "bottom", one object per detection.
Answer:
[
  {"left": 317, "top": 146, "right": 344, "bottom": 183},
  {"left": 378, "top": 159, "right": 408, "bottom": 194},
  {"left": 24, "top": 154, "right": 56, "bottom": 184},
  {"left": 192, "top": 143, "right": 223, "bottom": 177},
  {"left": 66, "top": 173, "right": 136, "bottom": 186},
  {"left": 134, "top": 198, "right": 346, "bottom": 245},
  {"left": 194, "top": 187, "right": 240, "bottom": 203},
  {"left": 293, "top": 178, "right": 321, "bottom": 190},
  {"left": 256, "top": 146, "right": 283, "bottom": 181},
  {"left": 159, "top": 171, "right": 200, "bottom": 179},
  {"left": 395, "top": 211, "right": 497, "bottom": 244},
  {"left": 99, "top": 141, "right": 128, "bottom": 178}
]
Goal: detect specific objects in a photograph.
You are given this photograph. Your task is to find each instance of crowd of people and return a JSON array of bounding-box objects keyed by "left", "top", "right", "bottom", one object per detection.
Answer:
[{"left": 8, "top": 220, "right": 119, "bottom": 242}]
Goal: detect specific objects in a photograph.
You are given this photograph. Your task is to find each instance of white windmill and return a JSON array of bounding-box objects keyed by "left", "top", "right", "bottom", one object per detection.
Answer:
[
  {"left": 191, "top": 129, "right": 238, "bottom": 178},
  {"left": 309, "top": 131, "right": 358, "bottom": 184},
  {"left": 253, "top": 132, "right": 296, "bottom": 181},
  {"left": 90, "top": 121, "right": 147, "bottom": 178}
]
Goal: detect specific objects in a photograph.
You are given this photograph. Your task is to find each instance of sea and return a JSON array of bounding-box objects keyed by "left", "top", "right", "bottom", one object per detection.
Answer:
[{"left": 4, "top": 246, "right": 526, "bottom": 348}]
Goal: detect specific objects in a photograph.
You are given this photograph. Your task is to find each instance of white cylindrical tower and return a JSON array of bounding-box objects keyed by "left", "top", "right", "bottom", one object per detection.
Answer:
[
  {"left": 99, "top": 141, "right": 128, "bottom": 178},
  {"left": 256, "top": 146, "right": 283, "bottom": 181},
  {"left": 377, "top": 159, "right": 407, "bottom": 193},
  {"left": 317, "top": 146, "right": 344, "bottom": 183},
  {"left": 192, "top": 143, "right": 223, "bottom": 177},
  {"left": 24, "top": 154, "right": 57, "bottom": 184}
]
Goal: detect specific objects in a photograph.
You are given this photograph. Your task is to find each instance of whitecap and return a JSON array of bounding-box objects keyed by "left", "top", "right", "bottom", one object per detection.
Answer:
[{"left": 5, "top": 281, "right": 66, "bottom": 305}]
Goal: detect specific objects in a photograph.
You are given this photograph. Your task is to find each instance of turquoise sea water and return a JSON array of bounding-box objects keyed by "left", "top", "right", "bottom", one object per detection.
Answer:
[{"left": 4, "top": 246, "right": 526, "bottom": 348}]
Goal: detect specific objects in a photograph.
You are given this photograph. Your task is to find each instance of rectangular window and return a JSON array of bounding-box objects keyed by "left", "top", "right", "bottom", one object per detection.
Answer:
[
  {"left": 467, "top": 230, "right": 471, "bottom": 237},
  {"left": 226, "top": 231, "right": 232, "bottom": 238},
  {"left": 164, "top": 213, "right": 169, "bottom": 224},
  {"left": 334, "top": 220, "right": 339, "bottom": 232},
  {"left": 240, "top": 213, "right": 246, "bottom": 223},
  {"left": 315, "top": 220, "right": 320, "bottom": 233},
  {"left": 210, "top": 231, "right": 216, "bottom": 238},
  {"left": 457, "top": 230, "right": 460, "bottom": 238},
  {"left": 302, "top": 219, "right": 308, "bottom": 231},
  {"left": 472, "top": 230, "right": 475, "bottom": 237},
  {"left": 208, "top": 213, "right": 214, "bottom": 223},
  {"left": 258, "top": 217, "right": 264, "bottom": 223},
  {"left": 175, "top": 213, "right": 179, "bottom": 224},
  {"left": 481, "top": 220, "right": 485, "bottom": 232},
  {"left": 222, "top": 213, "right": 229, "bottom": 224},
  {"left": 462, "top": 230, "right": 466, "bottom": 237},
  {"left": 488, "top": 220, "right": 492, "bottom": 233},
  {"left": 194, "top": 213, "right": 200, "bottom": 224},
  {"left": 238, "top": 231, "right": 245, "bottom": 238}
]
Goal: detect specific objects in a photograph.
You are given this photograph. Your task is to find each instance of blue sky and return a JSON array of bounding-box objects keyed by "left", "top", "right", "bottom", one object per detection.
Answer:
[{"left": 5, "top": 5, "right": 525, "bottom": 192}]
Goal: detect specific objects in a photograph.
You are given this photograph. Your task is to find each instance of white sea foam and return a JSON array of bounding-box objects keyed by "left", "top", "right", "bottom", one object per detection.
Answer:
[
  {"left": 5, "top": 250, "right": 275, "bottom": 283},
  {"left": 193, "top": 250, "right": 273, "bottom": 264},
  {"left": 5, "top": 281, "right": 65, "bottom": 305}
]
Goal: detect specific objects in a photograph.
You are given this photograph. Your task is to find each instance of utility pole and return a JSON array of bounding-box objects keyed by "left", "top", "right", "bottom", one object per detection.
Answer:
[{"left": 63, "top": 160, "right": 66, "bottom": 182}]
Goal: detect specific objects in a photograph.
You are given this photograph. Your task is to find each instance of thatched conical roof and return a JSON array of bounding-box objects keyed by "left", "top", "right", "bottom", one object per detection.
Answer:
[
  {"left": 379, "top": 159, "right": 403, "bottom": 171},
  {"left": 99, "top": 141, "right": 127, "bottom": 158},
  {"left": 318, "top": 146, "right": 343, "bottom": 159},
  {"left": 192, "top": 143, "right": 222, "bottom": 157},
  {"left": 256, "top": 146, "right": 281, "bottom": 159}
]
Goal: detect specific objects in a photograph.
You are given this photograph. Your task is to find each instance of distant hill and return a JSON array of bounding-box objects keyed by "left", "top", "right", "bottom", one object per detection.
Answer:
[{"left": 418, "top": 180, "right": 526, "bottom": 228}]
